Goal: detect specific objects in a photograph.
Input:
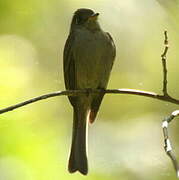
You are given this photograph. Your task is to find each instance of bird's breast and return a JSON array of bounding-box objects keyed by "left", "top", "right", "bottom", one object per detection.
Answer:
[{"left": 73, "top": 29, "right": 115, "bottom": 89}]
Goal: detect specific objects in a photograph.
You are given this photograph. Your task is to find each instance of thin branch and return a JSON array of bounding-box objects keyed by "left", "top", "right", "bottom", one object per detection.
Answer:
[
  {"left": 0, "top": 88, "right": 179, "bottom": 115},
  {"left": 160, "top": 31, "right": 179, "bottom": 178},
  {"left": 161, "top": 30, "right": 169, "bottom": 96},
  {"left": 162, "top": 110, "right": 179, "bottom": 178}
]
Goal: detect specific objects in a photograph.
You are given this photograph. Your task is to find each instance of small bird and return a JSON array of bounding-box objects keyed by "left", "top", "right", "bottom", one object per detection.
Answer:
[{"left": 63, "top": 8, "right": 116, "bottom": 175}]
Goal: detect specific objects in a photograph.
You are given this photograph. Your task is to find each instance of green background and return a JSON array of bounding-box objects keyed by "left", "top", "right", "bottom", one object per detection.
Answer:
[{"left": 0, "top": 0, "right": 179, "bottom": 179}]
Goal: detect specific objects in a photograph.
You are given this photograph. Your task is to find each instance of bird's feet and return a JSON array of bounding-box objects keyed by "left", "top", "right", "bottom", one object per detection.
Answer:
[{"left": 85, "top": 88, "right": 93, "bottom": 97}]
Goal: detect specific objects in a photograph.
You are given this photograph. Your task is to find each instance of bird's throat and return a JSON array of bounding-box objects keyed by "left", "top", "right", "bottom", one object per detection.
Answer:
[{"left": 85, "top": 21, "right": 101, "bottom": 32}]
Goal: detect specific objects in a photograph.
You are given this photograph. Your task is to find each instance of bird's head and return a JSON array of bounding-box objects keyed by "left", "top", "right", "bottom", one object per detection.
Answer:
[{"left": 71, "top": 8, "right": 100, "bottom": 31}]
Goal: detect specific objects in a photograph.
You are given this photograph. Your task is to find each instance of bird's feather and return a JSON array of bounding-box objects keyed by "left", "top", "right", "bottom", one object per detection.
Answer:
[
  {"left": 89, "top": 32, "right": 116, "bottom": 123},
  {"left": 63, "top": 32, "right": 76, "bottom": 106}
]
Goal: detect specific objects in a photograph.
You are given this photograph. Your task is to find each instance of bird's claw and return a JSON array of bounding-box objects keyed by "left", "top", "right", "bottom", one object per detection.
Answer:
[{"left": 85, "top": 88, "right": 93, "bottom": 97}]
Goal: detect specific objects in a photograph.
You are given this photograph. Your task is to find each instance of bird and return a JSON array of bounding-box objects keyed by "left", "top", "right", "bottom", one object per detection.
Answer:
[{"left": 63, "top": 8, "right": 116, "bottom": 175}]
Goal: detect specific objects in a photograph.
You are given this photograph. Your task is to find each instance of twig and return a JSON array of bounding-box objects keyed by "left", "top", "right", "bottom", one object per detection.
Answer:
[
  {"left": 0, "top": 89, "right": 179, "bottom": 115},
  {"left": 161, "top": 30, "right": 169, "bottom": 96},
  {"left": 160, "top": 30, "right": 179, "bottom": 178},
  {"left": 162, "top": 110, "right": 179, "bottom": 178}
]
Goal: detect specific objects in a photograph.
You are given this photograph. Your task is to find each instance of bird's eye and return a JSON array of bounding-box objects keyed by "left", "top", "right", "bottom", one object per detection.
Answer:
[{"left": 75, "top": 16, "right": 87, "bottom": 25}]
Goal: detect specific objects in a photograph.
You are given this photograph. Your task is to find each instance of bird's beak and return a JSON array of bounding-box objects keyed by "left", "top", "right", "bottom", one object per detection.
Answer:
[{"left": 88, "top": 13, "right": 99, "bottom": 21}]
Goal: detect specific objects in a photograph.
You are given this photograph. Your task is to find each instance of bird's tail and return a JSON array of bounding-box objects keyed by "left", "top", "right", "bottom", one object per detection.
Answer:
[{"left": 68, "top": 107, "right": 88, "bottom": 175}]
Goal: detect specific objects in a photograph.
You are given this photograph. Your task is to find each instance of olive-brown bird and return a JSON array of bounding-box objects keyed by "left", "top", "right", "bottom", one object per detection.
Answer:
[{"left": 63, "top": 8, "right": 116, "bottom": 175}]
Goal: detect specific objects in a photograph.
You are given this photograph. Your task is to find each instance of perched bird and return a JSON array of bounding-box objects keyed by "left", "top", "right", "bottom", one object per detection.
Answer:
[{"left": 63, "top": 8, "right": 116, "bottom": 175}]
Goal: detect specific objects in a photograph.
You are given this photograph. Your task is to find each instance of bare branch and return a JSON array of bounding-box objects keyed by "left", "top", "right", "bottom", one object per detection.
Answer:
[
  {"left": 162, "top": 110, "right": 179, "bottom": 178},
  {"left": 0, "top": 88, "right": 179, "bottom": 115},
  {"left": 161, "top": 30, "right": 169, "bottom": 96}
]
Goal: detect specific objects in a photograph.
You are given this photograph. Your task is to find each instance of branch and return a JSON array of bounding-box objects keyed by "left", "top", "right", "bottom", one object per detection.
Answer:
[
  {"left": 162, "top": 110, "right": 179, "bottom": 178},
  {"left": 0, "top": 89, "right": 179, "bottom": 115},
  {"left": 159, "top": 31, "right": 179, "bottom": 178},
  {"left": 161, "top": 30, "right": 169, "bottom": 96}
]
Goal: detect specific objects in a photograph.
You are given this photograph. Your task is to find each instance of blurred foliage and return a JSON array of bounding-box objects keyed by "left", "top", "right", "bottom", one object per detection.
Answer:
[{"left": 0, "top": 0, "right": 179, "bottom": 179}]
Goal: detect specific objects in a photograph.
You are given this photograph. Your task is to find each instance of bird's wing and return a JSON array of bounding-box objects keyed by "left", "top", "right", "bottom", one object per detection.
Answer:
[
  {"left": 90, "top": 32, "right": 116, "bottom": 124},
  {"left": 89, "top": 32, "right": 116, "bottom": 123},
  {"left": 106, "top": 32, "right": 116, "bottom": 61},
  {"left": 63, "top": 32, "right": 76, "bottom": 106}
]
